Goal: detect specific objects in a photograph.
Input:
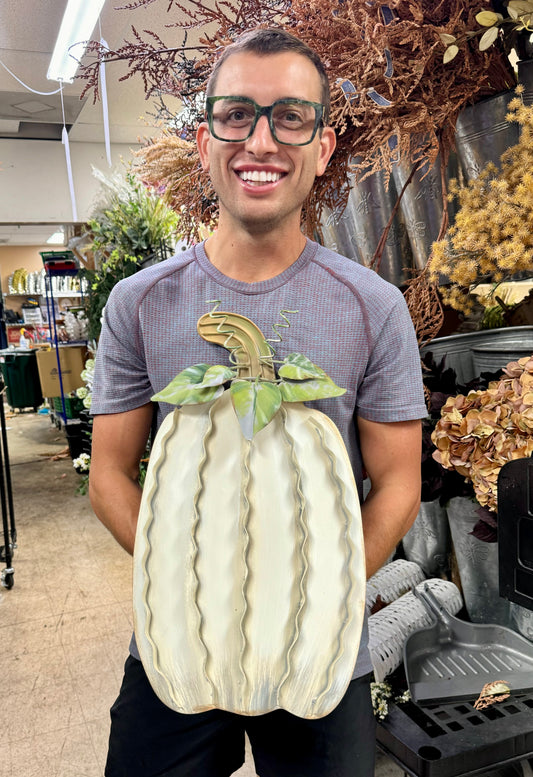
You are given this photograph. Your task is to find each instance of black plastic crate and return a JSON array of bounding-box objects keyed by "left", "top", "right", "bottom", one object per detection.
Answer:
[{"left": 377, "top": 693, "right": 533, "bottom": 777}]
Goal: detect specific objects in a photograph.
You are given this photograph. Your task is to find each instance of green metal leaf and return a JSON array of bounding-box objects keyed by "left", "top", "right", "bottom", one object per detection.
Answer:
[
  {"left": 199, "top": 365, "right": 237, "bottom": 387},
  {"left": 278, "top": 353, "right": 328, "bottom": 380},
  {"left": 279, "top": 377, "right": 346, "bottom": 403},
  {"left": 230, "top": 380, "right": 282, "bottom": 439},
  {"left": 152, "top": 364, "right": 224, "bottom": 405}
]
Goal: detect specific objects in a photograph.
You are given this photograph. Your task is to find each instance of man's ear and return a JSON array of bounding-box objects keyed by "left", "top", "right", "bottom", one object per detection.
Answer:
[
  {"left": 316, "top": 126, "right": 336, "bottom": 177},
  {"left": 196, "top": 122, "right": 211, "bottom": 171}
]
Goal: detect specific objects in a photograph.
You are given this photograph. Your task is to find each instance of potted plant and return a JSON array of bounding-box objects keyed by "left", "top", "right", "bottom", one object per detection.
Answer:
[
  {"left": 431, "top": 355, "right": 533, "bottom": 537},
  {"left": 402, "top": 352, "right": 493, "bottom": 577},
  {"left": 429, "top": 355, "right": 533, "bottom": 623},
  {"left": 429, "top": 95, "right": 533, "bottom": 316},
  {"left": 79, "top": 165, "right": 181, "bottom": 341},
  {"left": 422, "top": 93, "right": 533, "bottom": 388}
]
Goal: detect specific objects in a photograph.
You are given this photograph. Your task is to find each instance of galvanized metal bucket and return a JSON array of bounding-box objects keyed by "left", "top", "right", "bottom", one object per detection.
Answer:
[
  {"left": 391, "top": 153, "right": 459, "bottom": 271},
  {"left": 402, "top": 499, "right": 451, "bottom": 577},
  {"left": 455, "top": 91, "right": 519, "bottom": 181},
  {"left": 446, "top": 496, "right": 510, "bottom": 626},
  {"left": 320, "top": 169, "right": 413, "bottom": 287}
]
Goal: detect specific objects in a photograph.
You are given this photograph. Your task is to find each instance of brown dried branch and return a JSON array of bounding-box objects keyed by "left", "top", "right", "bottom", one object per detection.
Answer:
[
  {"left": 134, "top": 135, "right": 216, "bottom": 243},
  {"left": 80, "top": 0, "right": 517, "bottom": 239},
  {"left": 403, "top": 263, "right": 444, "bottom": 348}
]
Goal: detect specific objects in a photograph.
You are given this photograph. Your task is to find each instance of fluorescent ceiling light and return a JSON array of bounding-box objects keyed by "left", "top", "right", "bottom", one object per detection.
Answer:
[
  {"left": 47, "top": 230, "right": 66, "bottom": 245},
  {"left": 47, "top": 0, "right": 106, "bottom": 83},
  {"left": 0, "top": 120, "right": 20, "bottom": 133}
]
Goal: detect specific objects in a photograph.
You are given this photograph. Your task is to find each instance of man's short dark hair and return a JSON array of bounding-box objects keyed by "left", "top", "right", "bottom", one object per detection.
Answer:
[{"left": 206, "top": 27, "right": 331, "bottom": 123}]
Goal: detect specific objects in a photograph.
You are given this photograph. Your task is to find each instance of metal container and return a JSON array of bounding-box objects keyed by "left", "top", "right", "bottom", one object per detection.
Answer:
[
  {"left": 391, "top": 153, "right": 459, "bottom": 271},
  {"left": 320, "top": 169, "right": 413, "bottom": 287},
  {"left": 455, "top": 91, "right": 519, "bottom": 181},
  {"left": 472, "top": 344, "right": 533, "bottom": 375},
  {"left": 402, "top": 500, "right": 451, "bottom": 577},
  {"left": 447, "top": 496, "right": 510, "bottom": 626},
  {"left": 420, "top": 326, "right": 533, "bottom": 385}
]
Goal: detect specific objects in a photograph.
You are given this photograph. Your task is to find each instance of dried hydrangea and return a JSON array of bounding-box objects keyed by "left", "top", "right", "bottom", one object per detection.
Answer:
[{"left": 431, "top": 356, "right": 533, "bottom": 514}]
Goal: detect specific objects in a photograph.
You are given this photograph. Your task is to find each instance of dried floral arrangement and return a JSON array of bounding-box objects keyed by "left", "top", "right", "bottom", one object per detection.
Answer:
[
  {"left": 429, "top": 90, "right": 533, "bottom": 316},
  {"left": 443, "top": 0, "right": 533, "bottom": 62},
  {"left": 431, "top": 356, "right": 533, "bottom": 540},
  {"left": 79, "top": 0, "right": 516, "bottom": 243}
]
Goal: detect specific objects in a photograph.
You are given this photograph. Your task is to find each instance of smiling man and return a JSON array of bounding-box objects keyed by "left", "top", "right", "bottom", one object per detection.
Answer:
[{"left": 89, "top": 27, "right": 427, "bottom": 777}]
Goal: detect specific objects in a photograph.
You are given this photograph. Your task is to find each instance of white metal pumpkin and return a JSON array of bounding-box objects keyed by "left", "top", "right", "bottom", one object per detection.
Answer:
[{"left": 133, "top": 311, "right": 366, "bottom": 719}]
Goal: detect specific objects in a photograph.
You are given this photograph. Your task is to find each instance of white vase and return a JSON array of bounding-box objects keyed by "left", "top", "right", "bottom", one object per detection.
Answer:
[{"left": 446, "top": 496, "right": 510, "bottom": 625}]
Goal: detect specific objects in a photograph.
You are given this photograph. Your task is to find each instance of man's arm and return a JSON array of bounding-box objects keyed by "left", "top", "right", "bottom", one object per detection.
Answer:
[
  {"left": 89, "top": 404, "right": 154, "bottom": 555},
  {"left": 358, "top": 416, "right": 422, "bottom": 579}
]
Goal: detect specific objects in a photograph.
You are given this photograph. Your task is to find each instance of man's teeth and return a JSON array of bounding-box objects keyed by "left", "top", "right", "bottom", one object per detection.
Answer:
[{"left": 238, "top": 170, "right": 282, "bottom": 182}]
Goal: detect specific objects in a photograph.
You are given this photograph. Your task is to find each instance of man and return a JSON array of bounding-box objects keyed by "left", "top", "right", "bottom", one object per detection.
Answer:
[{"left": 90, "top": 27, "right": 426, "bottom": 777}]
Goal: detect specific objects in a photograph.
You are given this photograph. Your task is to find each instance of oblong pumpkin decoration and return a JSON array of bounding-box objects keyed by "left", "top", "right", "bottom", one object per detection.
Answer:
[{"left": 133, "top": 311, "right": 366, "bottom": 718}]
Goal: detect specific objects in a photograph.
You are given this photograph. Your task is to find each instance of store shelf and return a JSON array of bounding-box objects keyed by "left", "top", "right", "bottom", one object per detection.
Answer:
[
  {"left": 40, "top": 251, "right": 87, "bottom": 429},
  {"left": 4, "top": 292, "right": 83, "bottom": 298}
]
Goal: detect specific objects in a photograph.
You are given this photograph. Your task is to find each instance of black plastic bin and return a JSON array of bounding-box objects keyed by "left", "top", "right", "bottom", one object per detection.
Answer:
[{"left": 0, "top": 350, "right": 43, "bottom": 410}]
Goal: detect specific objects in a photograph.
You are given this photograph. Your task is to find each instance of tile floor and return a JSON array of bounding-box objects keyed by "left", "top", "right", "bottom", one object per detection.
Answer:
[{"left": 0, "top": 410, "right": 401, "bottom": 776}]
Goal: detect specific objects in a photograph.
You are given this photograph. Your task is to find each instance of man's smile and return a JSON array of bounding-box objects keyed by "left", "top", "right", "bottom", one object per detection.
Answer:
[{"left": 236, "top": 169, "right": 285, "bottom": 184}]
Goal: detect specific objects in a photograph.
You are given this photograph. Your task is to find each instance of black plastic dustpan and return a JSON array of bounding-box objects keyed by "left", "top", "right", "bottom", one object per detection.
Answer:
[{"left": 404, "top": 584, "right": 533, "bottom": 705}]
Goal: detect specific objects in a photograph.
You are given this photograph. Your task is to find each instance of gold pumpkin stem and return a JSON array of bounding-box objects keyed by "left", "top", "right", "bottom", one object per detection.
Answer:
[{"left": 197, "top": 311, "right": 276, "bottom": 381}]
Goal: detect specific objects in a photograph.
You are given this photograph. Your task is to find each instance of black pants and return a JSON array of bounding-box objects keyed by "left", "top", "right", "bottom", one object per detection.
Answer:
[{"left": 105, "top": 656, "right": 376, "bottom": 777}]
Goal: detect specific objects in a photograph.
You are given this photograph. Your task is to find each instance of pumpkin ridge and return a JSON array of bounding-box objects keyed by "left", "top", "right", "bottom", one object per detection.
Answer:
[
  {"left": 276, "top": 405, "right": 310, "bottom": 708},
  {"left": 237, "top": 436, "right": 253, "bottom": 708},
  {"left": 308, "top": 417, "right": 358, "bottom": 716},
  {"left": 190, "top": 399, "right": 218, "bottom": 704},
  {"left": 139, "top": 410, "right": 186, "bottom": 708}
]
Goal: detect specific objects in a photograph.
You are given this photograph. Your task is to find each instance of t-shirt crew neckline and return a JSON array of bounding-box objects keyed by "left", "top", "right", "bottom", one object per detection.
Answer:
[{"left": 193, "top": 238, "right": 318, "bottom": 295}]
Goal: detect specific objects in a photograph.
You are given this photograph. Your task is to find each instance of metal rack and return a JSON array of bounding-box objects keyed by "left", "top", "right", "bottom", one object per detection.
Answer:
[
  {"left": 40, "top": 251, "right": 85, "bottom": 427},
  {"left": 0, "top": 373, "right": 16, "bottom": 589}
]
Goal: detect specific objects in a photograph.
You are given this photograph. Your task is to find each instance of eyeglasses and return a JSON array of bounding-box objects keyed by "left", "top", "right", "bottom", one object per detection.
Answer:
[{"left": 205, "top": 96, "right": 325, "bottom": 146}]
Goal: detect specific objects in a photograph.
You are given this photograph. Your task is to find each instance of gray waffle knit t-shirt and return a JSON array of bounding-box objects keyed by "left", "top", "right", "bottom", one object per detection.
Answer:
[{"left": 92, "top": 238, "right": 427, "bottom": 679}]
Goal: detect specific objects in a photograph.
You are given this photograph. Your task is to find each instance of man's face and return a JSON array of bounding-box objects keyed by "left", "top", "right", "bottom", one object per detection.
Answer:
[{"left": 197, "top": 51, "right": 336, "bottom": 236}]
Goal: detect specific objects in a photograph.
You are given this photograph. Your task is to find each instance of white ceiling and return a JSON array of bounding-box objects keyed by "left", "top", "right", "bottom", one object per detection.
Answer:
[{"left": 0, "top": 0, "right": 201, "bottom": 245}]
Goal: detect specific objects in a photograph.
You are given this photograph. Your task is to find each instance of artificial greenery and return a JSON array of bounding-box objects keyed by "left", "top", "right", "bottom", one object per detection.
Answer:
[
  {"left": 80, "top": 167, "right": 181, "bottom": 340},
  {"left": 154, "top": 352, "right": 345, "bottom": 441}
]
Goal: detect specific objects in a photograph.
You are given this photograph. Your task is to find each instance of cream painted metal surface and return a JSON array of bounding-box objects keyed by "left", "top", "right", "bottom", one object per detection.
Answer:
[{"left": 133, "top": 313, "right": 366, "bottom": 718}]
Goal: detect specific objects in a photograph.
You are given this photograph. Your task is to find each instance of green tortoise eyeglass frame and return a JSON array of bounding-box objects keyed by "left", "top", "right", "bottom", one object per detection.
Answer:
[{"left": 205, "top": 96, "right": 325, "bottom": 147}]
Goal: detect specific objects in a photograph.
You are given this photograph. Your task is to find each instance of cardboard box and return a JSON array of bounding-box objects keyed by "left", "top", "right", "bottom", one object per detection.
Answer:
[{"left": 36, "top": 345, "right": 87, "bottom": 396}]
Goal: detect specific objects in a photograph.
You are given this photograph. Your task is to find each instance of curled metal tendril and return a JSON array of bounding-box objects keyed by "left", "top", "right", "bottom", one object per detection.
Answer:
[
  {"left": 206, "top": 301, "right": 299, "bottom": 369},
  {"left": 206, "top": 300, "right": 250, "bottom": 369},
  {"left": 263, "top": 309, "right": 299, "bottom": 364}
]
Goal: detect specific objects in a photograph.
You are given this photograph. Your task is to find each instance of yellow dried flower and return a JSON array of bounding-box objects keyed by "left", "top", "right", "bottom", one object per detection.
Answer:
[{"left": 429, "top": 94, "right": 533, "bottom": 313}]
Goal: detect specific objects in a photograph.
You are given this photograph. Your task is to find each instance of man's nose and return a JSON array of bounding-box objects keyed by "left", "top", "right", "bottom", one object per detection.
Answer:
[{"left": 244, "top": 114, "right": 279, "bottom": 154}]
